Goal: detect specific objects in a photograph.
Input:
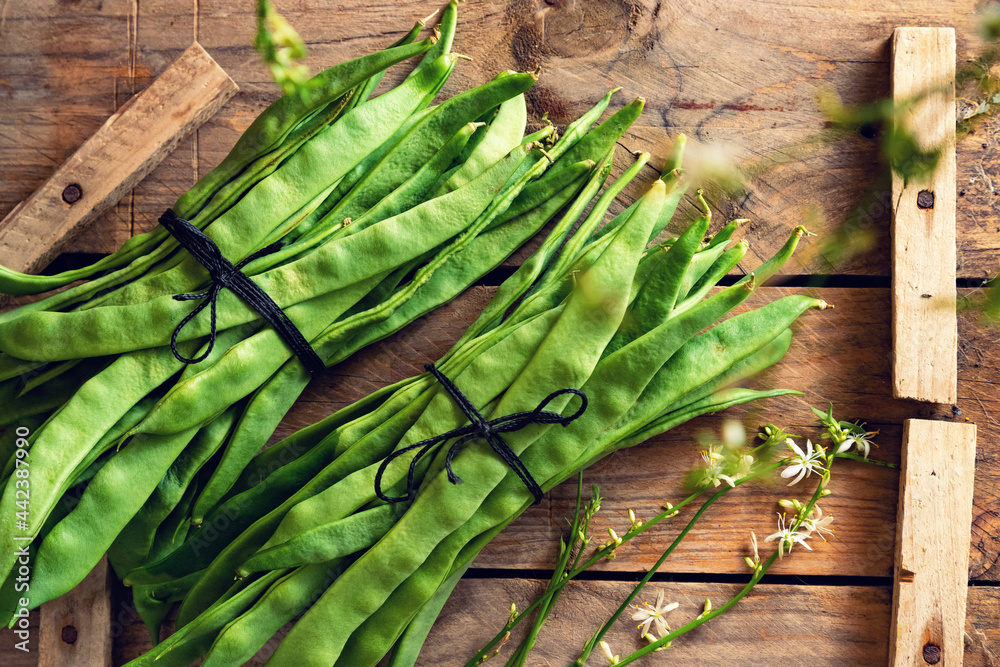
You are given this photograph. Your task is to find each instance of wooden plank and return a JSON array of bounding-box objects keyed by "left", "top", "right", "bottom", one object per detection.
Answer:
[
  {"left": 9, "top": 581, "right": 1000, "bottom": 665},
  {"left": 0, "top": 0, "right": 135, "bottom": 253},
  {"left": 890, "top": 419, "right": 978, "bottom": 666},
  {"left": 267, "top": 286, "right": 1000, "bottom": 580},
  {"left": 0, "top": 43, "right": 237, "bottom": 275},
  {"left": 2, "top": 0, "right": 999, "bottom": 276},
  {"left": 126, "top": 0, "right": 202, "bottom": 242},
  {"left": 890, "top": 27, "right": 959, "bottom": 405},
  {"left": 37, "top": 557, "right": 112, "bottom": 667},
  {"left": 417, "top": 580, "right": 1000, "bottom": 666},
  {"left": 418, "top": 579, "right": 894, "bottom": 666}
]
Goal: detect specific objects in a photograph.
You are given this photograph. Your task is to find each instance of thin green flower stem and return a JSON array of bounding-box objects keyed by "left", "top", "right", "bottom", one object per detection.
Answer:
[
  {"left": 833, "top": 451, "right": 898, "bottom": 469},
  {"left": 469, "top": 431, "right": 797, "bottom": 666},
  {"left": 569, "top": 510, "right": 592, "bottom": 572},
  {"left": 506, "top": 473, "right": 586, "bottom": 666},
  {"left": 610, "top": 457, "right": 837, "bottom": 666},
  {"left": 464, "top": 486, "right": 702, "bottom": 667},
  {"left": 508, "top": 585, "right": 558, "bottom": 667},
  {"left": 612, "top": 550, "right": 776, "bottom": 666},
  {"left": 571, "top": 460, "right": 783, "bottom": 666}
]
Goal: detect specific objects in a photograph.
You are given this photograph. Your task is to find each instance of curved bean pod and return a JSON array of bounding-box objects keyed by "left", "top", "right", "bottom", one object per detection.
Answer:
[
  {"left": 200, "top": 561, "right": 344, "bottom": 667},
  {"left": 0, "top": 142, "right": 527, "bottom": 363},
  {"left": 122, "top": 570, "right": 286, "bottom": 667},
  {"left": 108, "top": 404, "right": 241, "bottom": 578},
  {"left": 27, "top": 426, "right": 202, "bottom": 608},
  {"left": 237, "top": 503, "right": 402, "bottom": 576},
  {"left": 434, "top": 94, "right": 527, "bottom": 194}
]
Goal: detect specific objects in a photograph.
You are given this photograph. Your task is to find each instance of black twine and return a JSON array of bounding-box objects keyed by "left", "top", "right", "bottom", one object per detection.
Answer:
[
  {"left": 159, "top": 209, "right": 325, "bottom": 377},
  {"left": 374, "top": 364, "right": 588, "bottom": 506}
]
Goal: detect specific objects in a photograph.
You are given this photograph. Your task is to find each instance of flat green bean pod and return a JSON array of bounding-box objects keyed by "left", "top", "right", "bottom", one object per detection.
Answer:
[
  {"left": 435, "top": 94, "right": 527, "bottom": 194},
  {"left": 237, "top": 503, "right": 402, "bottom": 576},
  {"left": 0, "top": 144, "right": 528, "bottom": 362},
  {"left": 200, "top": 561, "right": 345, "bottom": 667},
  {"left": 266, "top": 177, "right": 662, "bottom": 665}
]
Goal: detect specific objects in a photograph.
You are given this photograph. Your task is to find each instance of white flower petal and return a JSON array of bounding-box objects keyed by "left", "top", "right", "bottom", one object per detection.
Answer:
[
  {"left": 787, "top": 439, "right": 805, "bottom": 458},
  {"left": 780, "top": 465, "right": 801, "bottom": 479}
]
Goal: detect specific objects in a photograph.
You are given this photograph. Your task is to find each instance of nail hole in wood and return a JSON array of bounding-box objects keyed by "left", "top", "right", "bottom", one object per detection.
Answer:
[
  {"left": 922, "top": 643, "right": 941, "bottom": 664},
  {"left": 916, "top": 190, "right": 935, "bottom": 209},
  {"left": 61, "top": 625, "right": 78, "bottom": 645},
  {"left": 61, "top": 184, "right": 83, "bottom": 205}
]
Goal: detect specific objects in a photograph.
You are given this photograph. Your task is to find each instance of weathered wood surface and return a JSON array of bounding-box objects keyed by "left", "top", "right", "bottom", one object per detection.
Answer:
[
  {"left": 37, "top": 557, "right": 111, "bottom": 667},
  {"left": 896, "top": 419, "right": 978, "bottom": 665},
  {"left": 0, "top": 283, "right": 996, "bottom": 661},
  {"left": 5, "top": 582, "right": 1000, "bottom": 665},
  {"left": 0, "top": 43, "right": 236, "bottom": 276},
  {"left": 1, "top": 0, "right": 999, "bottom": 278},
  {"left": 891, "top": 27, "right": 959, "bottom": 404},
  {"left": 1, "top": 1, "right": 999, "bottom": 664},
  {"left": 891, "top": 420, "right": 978, "bottom": 667}
]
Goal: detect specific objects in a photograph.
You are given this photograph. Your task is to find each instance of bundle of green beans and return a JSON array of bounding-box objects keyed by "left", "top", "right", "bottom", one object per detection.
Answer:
[
  {"left": 118, "top": 143, "right": 825, "bottom": 667},
  {"left": 0, "top": 1, "right": 645, "bottom": 626}
]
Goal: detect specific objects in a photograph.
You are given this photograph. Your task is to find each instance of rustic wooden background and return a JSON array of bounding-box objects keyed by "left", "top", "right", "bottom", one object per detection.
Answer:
[{"left": 1, "top": 0, "right": 999, "bottom": 664}]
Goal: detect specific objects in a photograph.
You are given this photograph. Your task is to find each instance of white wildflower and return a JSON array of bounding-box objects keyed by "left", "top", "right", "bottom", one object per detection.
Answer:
[
  {"left": 744, "top": 530, "right": 761, "bottom": 571},
  {"left": 722, "top": 419, "right": 746, "bottom": 450},
  {"left": 765, "top": 513, "right": 812, "bottom": 558},
  {"left": 735, "top": 452, "right": 755, "bottom": 478},
  {"left": 801, "top": 505, "right": 835, "bottom": 541},
  {"left": 631, "top": 588, "right": 678, "bottom": 640},
  {"left": 838, "top": 429, "right": 877, "bottom": 458},
  {"left": 699, "top": 445, "right": 737, "bottom": 488},
  {"left": 780, "top": 438, "right": 826, "bottom": 486}
]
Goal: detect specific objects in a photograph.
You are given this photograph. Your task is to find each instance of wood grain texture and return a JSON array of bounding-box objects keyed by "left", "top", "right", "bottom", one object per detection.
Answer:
[
  {"left": 0, "top": 43, "right": 236, "bottom": 275},
  {"left": 0, "top": 3, "right": 996, "bottom": 662},
  {"left": 1, "top": 0, "right": 999, "bottom": 277},
  {"left": 7, "top": 581, "right": 1000, "bottom": 666},
  {"left": 891, "top": 27, "right": 959, "bottom": 404},
  {"left": 37, "top": 557, "right": 111, "bottom": 667},
  {"left": 891, "top": 420, "right": 978, "bottom": 667},
  {"left": 418, "top": 580, "right": 1000, "bottom": 666}
]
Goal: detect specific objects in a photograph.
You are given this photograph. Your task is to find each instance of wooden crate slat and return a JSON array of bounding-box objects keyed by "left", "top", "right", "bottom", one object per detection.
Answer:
[
  {"left": 0, "top": 43, "right": 236, "bottom": 275},
  {"left": 890, "top": 27, "right": 959, "bottom": 404},
  {"left": 890, "top": 419, "right": 978, "bottom": 666},
  {"left": 37, "top": 557, "right": 111, "bottom": 667}
]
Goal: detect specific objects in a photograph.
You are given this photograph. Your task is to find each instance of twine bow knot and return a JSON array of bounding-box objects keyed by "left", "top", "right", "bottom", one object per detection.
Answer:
[
  {"left": 159, "top": 209, "right": 325, "bottom": 376},
  {"left": 374, "top": 363, "right": 588, "bottom": 505}
]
